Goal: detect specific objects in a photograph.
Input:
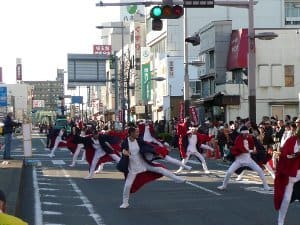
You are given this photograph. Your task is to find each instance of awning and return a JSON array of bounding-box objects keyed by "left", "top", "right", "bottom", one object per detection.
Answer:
[{"left": 227, "top": 29, "right": 249, "bottom": 71}]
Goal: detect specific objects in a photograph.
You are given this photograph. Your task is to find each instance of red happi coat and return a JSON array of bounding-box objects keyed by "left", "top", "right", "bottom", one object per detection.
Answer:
[
  {"left": 230, "top": 135, "right": 255, "bottom": 157},
  {"left": 85, "top": 133, "right": 120, "bottom": 170},
  {"left": 177, "top": 122, "right": 188, "bottom": 158},
  {"left": 138, "top": 123, "right": 168, "bottom": 158},
  {"left": 274, "top": 136, "right": 300, "bottom": 210}
]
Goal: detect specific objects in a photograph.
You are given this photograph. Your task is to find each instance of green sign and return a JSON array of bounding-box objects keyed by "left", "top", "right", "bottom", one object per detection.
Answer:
[
  {"left": 141, "top": 63, "right": 151, "bottom": 102},
  {"left": 127, "top": 5, "right": 137, "bottom": 14}
]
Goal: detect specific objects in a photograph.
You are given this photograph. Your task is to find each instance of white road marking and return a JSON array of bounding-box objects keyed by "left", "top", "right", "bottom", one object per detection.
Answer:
[
  {"left": 33, "top": 167, "right": 44, "bottom": 225},
  {"left": 244, "top": 186, "right": 274, "bottom": 195},
  {"left": 44, "top": 223, "right": 65, "bottom": 225},
  {"left": 39, "top": 188, "right": 60, "bottom": 191},
  {"left": 51, "top": 160, "right": 66, "bottom": 165},
  {"left": 43, "top": 202, "right": 62, "bottom": 206},
  {"left": 43, "top": 211, "right": 63, "bottom": 215},
  {"left": 61, "top": 168, "right": 106, "bottom": 225},
  {"left": 185, "top": 181, "right": 222, "bottom": 196}
]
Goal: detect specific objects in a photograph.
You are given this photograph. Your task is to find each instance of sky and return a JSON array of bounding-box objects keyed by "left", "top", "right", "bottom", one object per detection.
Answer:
[{"left": 0, "top": 0, "right": 121, "bottom": 84}]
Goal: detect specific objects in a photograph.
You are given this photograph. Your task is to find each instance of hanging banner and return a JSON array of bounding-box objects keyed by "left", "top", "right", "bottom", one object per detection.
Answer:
[{"left": 179, "top": 102, "right": 184, "bottom": 123}]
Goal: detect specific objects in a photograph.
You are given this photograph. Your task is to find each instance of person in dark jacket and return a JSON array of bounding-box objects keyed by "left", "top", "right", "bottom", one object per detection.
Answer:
[{"left": 2, "top": 112, "right": 18, "bottom": 160}]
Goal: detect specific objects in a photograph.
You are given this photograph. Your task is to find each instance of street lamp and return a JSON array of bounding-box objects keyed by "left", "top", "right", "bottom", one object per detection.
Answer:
[
  {"left": 144, "top": 77, "right": 165, "bottom": 120},
  {"left": 96, "top": 24, "right": 126, "bottom": 130}
]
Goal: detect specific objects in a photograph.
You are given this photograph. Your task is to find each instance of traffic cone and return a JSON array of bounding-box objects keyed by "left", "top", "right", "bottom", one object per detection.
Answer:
[{"left": 214, "top": 145, "right": 221, "bottom": 159}]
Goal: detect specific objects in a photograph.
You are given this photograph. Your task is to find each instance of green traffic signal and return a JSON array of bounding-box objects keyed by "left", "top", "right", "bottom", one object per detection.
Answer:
[
  {"left": 150, "top": 5, "right": 184, "bottom": 19},
  {"left": 151, "top": 6, "right": 162, "bottom": 18}
]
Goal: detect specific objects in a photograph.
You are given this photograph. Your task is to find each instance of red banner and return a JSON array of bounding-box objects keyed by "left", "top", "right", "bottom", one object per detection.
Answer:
[
  {"left": 179, "top": 102, "right": 184, "bottom": 123},
  {"left": 119, "top": 110, "right": 123, "bottom": 123},
  {"left": 189, "top": 106, "right": 199, "bottom": 126}
]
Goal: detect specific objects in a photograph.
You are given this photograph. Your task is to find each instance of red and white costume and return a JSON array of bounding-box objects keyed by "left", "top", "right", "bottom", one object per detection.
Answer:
[
  {"left": 176, "top": 127, "right": 212, "bottom": 174},
  {"left": 138, "top": 122, "right": 191, "bottom": 171},
  {"left": 274, "top": 136, "right": 300, "bottom": 225},
  {"left": 119, "top": 136, "right": 186, "bottom": 209},
  {"left": 49, "top": 128, "right": 67, "bottom": 158},
  {"left": 218, "top": 127, "right": 271, "bottom": 191}
]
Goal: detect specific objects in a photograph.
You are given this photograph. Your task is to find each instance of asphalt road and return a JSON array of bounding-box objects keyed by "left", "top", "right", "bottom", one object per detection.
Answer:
[{"left": 10, "top": 132, "right": 299, "bottom": 225}]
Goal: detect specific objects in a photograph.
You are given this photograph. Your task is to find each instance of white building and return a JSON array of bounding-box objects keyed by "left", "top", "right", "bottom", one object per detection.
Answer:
[
  {"left": 145, "top": 0, "right": 300, "bottom": 123},
  {"left": 0, "top": 83, "right": 33, "bottom": 122}
]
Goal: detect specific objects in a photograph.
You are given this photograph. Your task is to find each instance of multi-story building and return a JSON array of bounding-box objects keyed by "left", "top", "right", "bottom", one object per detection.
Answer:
[
  {"left": 24, "top": 69, "right": 64, "bottom": 112},
  {"left": 145, "top": 0, "right": 300, "bottom": 123},
  {"left": 0, "top": 83, "right": 33, "bottom": 122}
]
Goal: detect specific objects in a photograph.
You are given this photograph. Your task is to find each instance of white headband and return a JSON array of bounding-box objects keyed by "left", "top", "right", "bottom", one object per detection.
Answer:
[{"left": 240, "top": 130, "right": 249, "bottom": 134}]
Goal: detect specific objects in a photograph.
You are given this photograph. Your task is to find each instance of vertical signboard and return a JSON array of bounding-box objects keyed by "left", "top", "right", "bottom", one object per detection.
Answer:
[
  {"left": 0, "top": 86, "right": 7, "bottom": 107},
  {"left": 16, "top": 58, "right": 22, "bottom": 81},
  {"left": 141, "top": 47, "right": 151, "bottom": 102}
]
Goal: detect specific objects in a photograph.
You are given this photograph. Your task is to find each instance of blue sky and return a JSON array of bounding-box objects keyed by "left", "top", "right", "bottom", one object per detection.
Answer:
[{"left": 0, "top": 0, "right": 120, "bottom": 84}]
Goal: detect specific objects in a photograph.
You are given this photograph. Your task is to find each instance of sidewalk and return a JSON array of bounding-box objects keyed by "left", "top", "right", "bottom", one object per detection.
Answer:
[{"left": 0, "top": 159, "right": 24, "bottom": 216}]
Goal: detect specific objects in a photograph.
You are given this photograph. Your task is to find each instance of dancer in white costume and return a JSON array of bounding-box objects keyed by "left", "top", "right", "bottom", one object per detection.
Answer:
[
  {"left": 49, "top": 128, "right": 67, "bottom": 158},
  {"left": 176, "top": 127, "right": 212, "bottom": 174}
]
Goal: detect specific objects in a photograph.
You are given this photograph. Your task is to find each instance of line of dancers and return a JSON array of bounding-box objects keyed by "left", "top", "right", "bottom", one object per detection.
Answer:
[{"left": 45, "top": 119, "right": 300, "bottom": 225}]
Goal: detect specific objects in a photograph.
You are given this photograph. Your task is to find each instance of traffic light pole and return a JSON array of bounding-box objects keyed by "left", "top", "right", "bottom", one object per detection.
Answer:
[{"left": 183, "top": 7, "right": 190, "bottom": 118}]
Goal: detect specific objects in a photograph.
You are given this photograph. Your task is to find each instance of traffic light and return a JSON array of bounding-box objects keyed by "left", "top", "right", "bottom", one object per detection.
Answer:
[
  {"left": 152, "top": 19, "right": 163, "bottom": 31},
  {"left": 150, "top": 5, "right": 184, "bottom": 31},
  {"left": 150, "top": 5, "right": 184, "bottom": 19}
]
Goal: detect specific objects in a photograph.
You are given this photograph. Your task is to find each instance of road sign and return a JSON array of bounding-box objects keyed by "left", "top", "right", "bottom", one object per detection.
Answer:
[
  {"left": 0, "top": 86, "right": 7, "bottom": 107},
  {"left": 183, "top": 0, "right": 215, "bottom": 8}
]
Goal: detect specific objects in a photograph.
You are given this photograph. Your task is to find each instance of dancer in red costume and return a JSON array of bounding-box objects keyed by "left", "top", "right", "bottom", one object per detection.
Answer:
[
  {"left": 217, "top": 126, "right": 271, "bottom": 191},
  {"left": 84, "top": 131, "right": 121, "bottom": 179},
  {"left": 274, "top": 128, "right": 300, "bottom": 225},
  {"left": 176, "top": 126, "right": 213, "bottom": 174},
  {"left": 69, "top": 127, "right": 87, "bottom": 167},
  {"left": 118, "top": 127, "right": 186, "bottom": 209},
  {"left": 49, "top": 128, "right": 67, "bottom": 158},
  {"left": 138, "top": 121, "right": 191, "bottom": 171}
]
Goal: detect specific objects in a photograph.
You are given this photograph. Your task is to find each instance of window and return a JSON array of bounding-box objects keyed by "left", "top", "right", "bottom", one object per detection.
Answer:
[
  {"left": 190, "top": 80, "right": 201, "bottom": 95},
  {"left": 285, "top": 2, "right": 300, "bottom": 25},
  {"left": 209, "top": 50, "right": 214, "bottom": 69},
  {"left": 284, "top": 65, "right": 294, "bottom": 87}
]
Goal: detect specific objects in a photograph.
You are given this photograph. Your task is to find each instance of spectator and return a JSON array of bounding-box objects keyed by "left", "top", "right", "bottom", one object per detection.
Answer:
[
  {"left": 0, "top": 189, "right": 28, "bottom": 225},
  {"left": 2, "top": 112, "right": 18, "bottom": 160}
]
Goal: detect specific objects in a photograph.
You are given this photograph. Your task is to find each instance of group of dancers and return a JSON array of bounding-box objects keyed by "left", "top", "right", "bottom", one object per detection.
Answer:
[{"left": 45, "top": 118, "right": 300, "bottom": 225}]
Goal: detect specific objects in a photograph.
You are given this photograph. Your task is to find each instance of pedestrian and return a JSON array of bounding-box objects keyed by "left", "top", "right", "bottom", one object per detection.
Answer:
[
  {"left": 118, "top": 127, "right": 186, "bottom": 209},
  {"left": 274, "top": 128, "right": 300, "bottom": 225},
  {"left": 0, "top": 189, "right": 28, "bottom": 225},
  {"left": 2, "top": 112, "right": 18, "bottom": 160},
  {"left": 217, "top": 126, "right": 271, "bottom": 191}
]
